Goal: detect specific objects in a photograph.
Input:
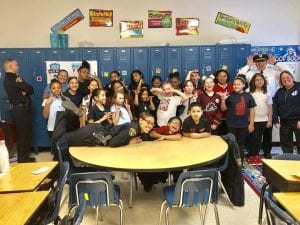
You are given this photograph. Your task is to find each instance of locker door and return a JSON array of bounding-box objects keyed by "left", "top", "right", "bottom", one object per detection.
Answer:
[
  {"left": 149, "top": 47, "right": 166, "bottom": 83},
  {"left": 235, "top": 44, "right": 251, "bottom": 76},
  {"left": 115, "top": 48, "right": 131, "bottom": 87},
  {"left": 167, "top": 47, "right": 182, "bottom": 79},
  {"left": 11, "top": 49, "right": 29, "bottom": 83},
  {"left": 200, "top": 46, "right": 216, "bottom": 76},
  {"left": 98, "top": 48, "right": 115, "bottom": 86},
  {"left": 28, "top": 49, "right": 47, "bottom": 99},
  {"left": 0, "top": 49, "right": 11, "bottom": 99},
  {"left": 217, "top": 45, "right": 234, "bottom": 79},
  {"left": 46, "top": 49, "right": 64, "bottom": 60},
  {"left": 183, "top": 46, "right": 200, "bottom": 76},
  {"left": 82, "top": 48, "right": 98, "bottom": 60},
  {"left": 133, "top": 47, "right": 149, "bottom": 81},
  {"left": 63, "top": 48, "right": 81, "bottom": 61}
]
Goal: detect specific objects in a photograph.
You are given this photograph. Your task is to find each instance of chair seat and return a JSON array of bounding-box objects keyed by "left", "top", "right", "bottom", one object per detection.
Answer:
[{"left": 163, "top": 185, "right": 176, "bottom": 207}]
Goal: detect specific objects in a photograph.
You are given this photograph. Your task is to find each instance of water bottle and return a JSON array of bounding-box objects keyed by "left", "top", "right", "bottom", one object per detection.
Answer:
[{"left": 0, "top": 140, "right": 9, "bottom": 173}]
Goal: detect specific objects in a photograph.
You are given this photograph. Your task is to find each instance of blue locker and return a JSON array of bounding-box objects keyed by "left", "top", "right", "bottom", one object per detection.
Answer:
[
  {"left": 149, "top": 47, "right": 166, "bottom": 83},
  {"left": 82, "top": 48, "right": 98, "bottom": 60},
  {"left": 0, "top": 49, "right": 11, "bottom": 99},
  {"left": 10, "top": 49, "right": 30, "bottom": 83},
  {"left": 133, "top": 47, "right": 149, "bottom": 82},
  {"left": 235, "top": 44, "right": 251, "bottom": 76},
  {"left": 200, "top": 46, "right": 216, "bottom": 76},
  {"left": 63, "top": 48, "right": 81, "bottom": 60},
  {"left": 98, "top": 48, "right": 115, "bottom": 86},
  {"left": 167, "top": 47, "right": 183, "bottom": 80},
  {"left": 27, "top": 49, "right": 47, "bottom": 99},
  {"left": 115, "top": 48, "right": 131, "bottom": 87},
  {"left": 183, "top": 46, "right": 200, "bottom": 77},
  {"left": 46, "top": 49, "right": 64, "bottom": 60},
  {"left": 217, "top": 45, "right": 234, "bottom": 79}
]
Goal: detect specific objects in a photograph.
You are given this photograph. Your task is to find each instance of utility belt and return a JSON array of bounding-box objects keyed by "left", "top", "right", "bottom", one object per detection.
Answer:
[{"left": 11, "top": 102, "right": 31, "bottom": 110}]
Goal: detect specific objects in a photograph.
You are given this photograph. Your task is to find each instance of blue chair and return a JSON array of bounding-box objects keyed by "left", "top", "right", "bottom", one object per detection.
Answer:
[
  {"left": 41, "top": 161, "right": 70, "bottom": 225},
  {"left": 159, "top": 169, "right": 220, "bottom": 225},
  {"left": 264, "top": 191, "right": 299, "bottom": 225},
  {"left": 69, "top": 172, "right": 124, "bottom": 225}
]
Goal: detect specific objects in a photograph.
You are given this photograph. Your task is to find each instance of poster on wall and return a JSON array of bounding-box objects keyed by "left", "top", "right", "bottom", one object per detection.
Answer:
[
  {"left": 215, "top": 12, "right": 251, "bottom": 34},
  {"left": 51, "top": 8, "right": 84, "bottom": 33},
  {"left": 120, "top": 21, "right": 143, "bottom": 38},
  {"left": 89, "top": 9, "right": 113, "bottom": 27},
  {"left": 176, "top": 18, "right": 199, "bottom": 35},
  {"left": 148, "top": 10, "right": 172, "bottom": 28},
  {"left": 45, "top": 61, "right": 98, "bottom": 83},
  {"left": 251, "top": 45, "right": 300, "bottom": 80}
]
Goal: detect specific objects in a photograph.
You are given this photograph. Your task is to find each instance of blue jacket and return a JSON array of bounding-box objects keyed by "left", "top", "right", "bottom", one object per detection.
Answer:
[{"left": 273, "top": 82, "right": 300, "bottom": 123}]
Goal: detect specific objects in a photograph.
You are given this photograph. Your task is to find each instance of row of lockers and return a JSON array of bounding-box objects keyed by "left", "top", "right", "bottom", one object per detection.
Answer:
[{"left": 0, "top": 44, "right": 251, "bottom": 151}]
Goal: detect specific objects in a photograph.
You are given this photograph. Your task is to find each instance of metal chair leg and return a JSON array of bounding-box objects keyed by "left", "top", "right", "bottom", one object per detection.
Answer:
[
  {"left": 129, "top": 173, "right": 133, "bottom": 208},
  {"left": 159, "top": 201, "right": 167, "bottom": 225},
  {"left": 212, "top": 203, "right": 220, "bottom": 225},
  {"left": 218, "top": 172, "right": 234, "bottom": 207},
  {"left": 118, "top": 199, "right": 124, "bottom": 225},
  {"left": 134, "top": 172, "right": 138, "bottom": 191},
  {"left": 258, "top": 182, "right": 269, "bottom": 225},
  {"left": 168, "top": 172, "right": 171, "bottom": 186},
  {"left": 165, "top": 206, "right": 170, "bottom": 225}
]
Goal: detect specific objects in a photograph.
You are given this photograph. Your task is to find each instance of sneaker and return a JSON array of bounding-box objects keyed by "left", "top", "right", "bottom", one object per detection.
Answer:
[
  {"left": 92, "top": 131, "right": 112, "bottom": 146},
  {"left": 61, "top": 99, "right": 83, "bottom": 117}
]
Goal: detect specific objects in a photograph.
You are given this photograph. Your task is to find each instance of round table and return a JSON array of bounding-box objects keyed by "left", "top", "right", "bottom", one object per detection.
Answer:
[{"left": 69, "top": 135, "right": 228, "bottom": 172}]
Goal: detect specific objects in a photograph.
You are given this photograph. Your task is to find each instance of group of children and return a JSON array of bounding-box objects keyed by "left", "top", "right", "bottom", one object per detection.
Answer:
[{"left": 42, "top": 60, "right": 278, "bottom": 187}]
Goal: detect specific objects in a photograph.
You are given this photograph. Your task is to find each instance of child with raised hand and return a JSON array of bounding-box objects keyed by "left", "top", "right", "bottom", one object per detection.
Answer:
[
  {"left": 151, "top": 82, "right": 188, "bottom": 126},
  {"left": 134, "top": 88, "right": 155, "bottom": 116},
  {"left": 128, "top": 69, "right": 149, "bottom": 98},
  {"left": 248, "top": 73, "right": 272, "bottom": 165},
  {"left": 182, "top": 102, "right": 211, "bottom": 139},
  {"left": 87, "top": 88, "right": 112, "bottom": 127},
  {"left": 111, "top": 91, "right": 133, "bottom": 125},
  {"left": 179, "top": 80, "right": 198, "bottom": 122},
  {"left": 150, "top": 116, "right": 182, "bottom": 141},
  {"left": 198, "top": 75, "right": 222, "bottom": 135},
  {"left": 220, "top": 76, "right": 256, "bottom": 162}
]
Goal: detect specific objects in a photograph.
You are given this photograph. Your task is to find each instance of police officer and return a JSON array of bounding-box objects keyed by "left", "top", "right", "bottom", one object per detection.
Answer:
[{"left": 3, "top": 58, "right": 35, "bottom": 162}]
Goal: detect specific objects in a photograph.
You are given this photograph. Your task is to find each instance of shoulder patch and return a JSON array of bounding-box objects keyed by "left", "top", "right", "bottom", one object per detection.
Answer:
[
  {"left": 16, "top": 76, "right": 23, "bottom": 82},
  {"left": 128, "top": 128, "right": 137, "bottom": 137}
]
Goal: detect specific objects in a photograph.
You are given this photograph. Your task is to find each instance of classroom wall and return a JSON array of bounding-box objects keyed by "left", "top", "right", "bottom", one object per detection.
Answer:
[{"left": 0, "top": 0, "right": 299, "bottom": 48}]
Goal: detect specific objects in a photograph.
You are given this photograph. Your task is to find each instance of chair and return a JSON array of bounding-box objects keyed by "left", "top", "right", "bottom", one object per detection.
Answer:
[
  {"left": 69, "top": 172, "right": 124, "bottom": 225},
  {"left": 264, "top": 190, "right": 299, "bottom": 225},
  {"left": 41, "top": 161, "right": 70, "bottom": 225},
  {"left": 159, "top": 169, "right": 220, "bottom": 225},
  {"left": 60, "top": 200, "right": 86, "bottom": 225},
  {"left": 272, "top": 153, "right": 300, "bottom": 160}
]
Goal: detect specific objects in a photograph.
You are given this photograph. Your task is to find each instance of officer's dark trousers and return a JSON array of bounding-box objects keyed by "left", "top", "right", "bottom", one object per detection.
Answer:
[
  {"left": 11, "top": 106, "right": 32, "bottom": 162},
  {"left": 280, "top": 119, "right": 300, "bottom": 153}
]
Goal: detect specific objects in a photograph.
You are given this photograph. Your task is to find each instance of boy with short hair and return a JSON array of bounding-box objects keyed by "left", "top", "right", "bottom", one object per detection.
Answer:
[
  {"left": 150, "top": 116, "right": 182, "bottom": 141},
  {"left": 182, "top": 102, "right": 211, "bottom": 138}
]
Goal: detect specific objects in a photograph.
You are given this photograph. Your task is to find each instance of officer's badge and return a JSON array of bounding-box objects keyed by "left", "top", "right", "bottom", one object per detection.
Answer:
[
  {"left": 128, "top": 128, "right": 137, "bottom": 137},
  {"left": 16, "top": 76, "right": 23, "bottom": 82}
]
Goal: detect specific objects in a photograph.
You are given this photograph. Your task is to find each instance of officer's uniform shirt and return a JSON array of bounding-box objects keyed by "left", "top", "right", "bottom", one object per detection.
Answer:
[
  {"left": 4, "top": 72, "right": 34, "bottom": 106},
  {"left": 238, "top": 63, "right": 289, "bottom": 97}
]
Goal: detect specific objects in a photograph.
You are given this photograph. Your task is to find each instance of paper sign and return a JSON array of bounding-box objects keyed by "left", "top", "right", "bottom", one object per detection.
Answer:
[
  {"left": 215, "top": 12, "right": 251, "bottom": 34},
  {"left": 89, "top": 9, "right": 113, "bottom": 27},
  {"left": 155, "top": 68, "right": 161, "bottom": 74},
  {"left": 172, "top": 68, "right": 178, "bottom": 73},
  {"left": 148, "top": 10, "right": 172, "bottom": 28},
  {"left": 120, "top": 21, "right": 143, "bottom": 38},
  {"left": 176, "top": 18, "right": 199, "bottom": 35},
  {"left": 103, "top": 71, "right": 109, "bottom": 77},
  {"left": 51, "top": 8, "right": 84, "bottom": 33}
]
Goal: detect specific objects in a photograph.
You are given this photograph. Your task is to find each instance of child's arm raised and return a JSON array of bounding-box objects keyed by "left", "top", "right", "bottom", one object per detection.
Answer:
[
  {"left": 42, "top": 97, "right": 53, "bottom": 119},
  {"left": 150, "top": 87, "right": 163, "bottom": 96},
  {"left": 173, "top": 89, "right": 188, "bottom": 102}
]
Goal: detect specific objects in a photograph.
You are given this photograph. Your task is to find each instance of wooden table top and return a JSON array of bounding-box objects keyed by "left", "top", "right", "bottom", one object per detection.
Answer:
[
  {"left": 262, "top": 159, "right": 300, "bottom": 182},
  {"left": 70, "top": 136, "right": 228, "bottom": 172},
  {"left": 0, "top": 161, "right": 58, "bottom": 193},
  {"left": 273, "top": 192, "right": 300, "bottom": 222},
  {"left": 0, "top": 191, "right": 50, "bottom": 225}
]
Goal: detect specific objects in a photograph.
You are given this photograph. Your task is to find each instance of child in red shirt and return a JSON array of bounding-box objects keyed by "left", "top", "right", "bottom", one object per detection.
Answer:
[{"left": 150, "top": 116, "right": 182, "bottom": 140}]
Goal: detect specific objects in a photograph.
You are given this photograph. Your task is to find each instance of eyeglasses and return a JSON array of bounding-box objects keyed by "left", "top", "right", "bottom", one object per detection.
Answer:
[{"left": 141, "top": 118, "right": 154, "bottom": 127}]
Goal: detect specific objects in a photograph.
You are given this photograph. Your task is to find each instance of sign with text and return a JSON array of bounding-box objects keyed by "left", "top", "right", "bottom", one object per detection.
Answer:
[
  {"left": 51, "top": 8, "right": 84, "bottom": 33},
  {"left": 89, "top": 9, "right": 113, "bottom": 27},
  {"left": 120, "top": 21, "right": 143, "bottom": 38},
  {"left": 215, "top": 12, "right": 251, "bottom": 33},
  {"left": 148, "top": 10, "right": 172, "bottom": 28},
  {"left": 176, "top": 18, "right": 199, "bottom": 35}
]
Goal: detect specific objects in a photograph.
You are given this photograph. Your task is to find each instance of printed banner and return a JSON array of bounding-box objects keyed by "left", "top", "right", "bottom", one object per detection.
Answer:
[
  {"left": 51, "top": 8, "right": 84, "bottom": 33},
  {"left": 176, "top": 18, "right": 199, "bottom": 35},
  {"left": 89, "top": 9, "right": 113, "bottom": 27},
  {"left": 120, "top": 21, "right": 143, "bottom": 38},
  {"left": 215, "top": 12, "right": 251, "bottom": 33},
  {"left": 148, "top": 10, "right": 172, "bottom": 28},
  {"left": 46, "top": 61, "right": 98, "bottom": 83},
  {"left": 251, "top": 45, "right": 300, "bottom": 79}
]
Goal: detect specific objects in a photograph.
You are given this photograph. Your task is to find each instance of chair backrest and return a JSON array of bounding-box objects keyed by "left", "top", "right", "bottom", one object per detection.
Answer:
[
  {"left": 273, "top": 153, "right": 300, "bottom": 160},
  {"left": 69, "top": 172, "right": 118, "bottom": 209},
  {"left": 56, "top": 139, "right": 70, "bottom": 165},
  {"left": 264, "top": 194, "right": 299, "bottom": 225},
  {"left": 42, "top": 161, "right": 70, "bottom": 225},
  {"left": 173, "top": 169, "right": 218, "bottom": 207},
  {"left": 72, "top": 199, "right": 86, "bottom": 225}
]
